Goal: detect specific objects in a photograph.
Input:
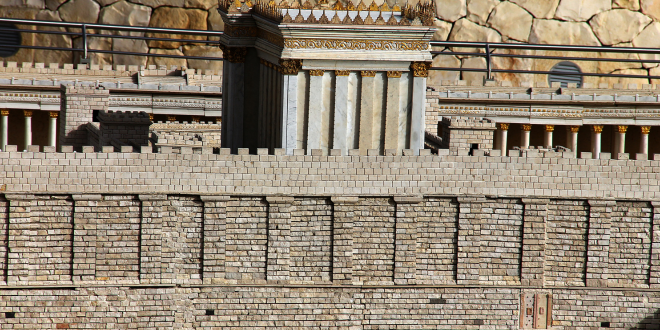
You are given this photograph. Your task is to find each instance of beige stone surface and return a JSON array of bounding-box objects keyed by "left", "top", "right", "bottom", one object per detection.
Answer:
[
  {"left": 589, "top": 9, "right": 651, "bottom": 46},
  {"left": 509, "top": 0, "right": 560, "bottom": 19},
  {"left": 597, "top": 68, "right": 650, "bottom": 86},
  {"left": 57, "top": 0, "right": 100, "bottom": 23},
  {"left": 596, "top": 43, "right": 643, "bottom": 74},
  {"left": 147, "top": 48, "right": 187, "bottom": 68},
  {"left": 147, "top": 7, "right": 208, "bottom": 48},
  {"left": 0, "top": 7, "right": 40, "bottom": 64},
  {"left": 74, "top": 35, "right": 113, "bottom": 66},
  {"left": 461, "top": 56, "right": 487, "bottom": 82},
  {"left": 530, "top": 50, "right": 598, "bottom": 85},
  {"left": 632, "top": 22, "right": 660, "bottom": 68},
  {"left": 488, "top": 1, "right": 533, "bottom": 42},
  {"left": 435, "top": 0, "right": 466, "bottom": 22},
  {"left": 428, "top": 54, "right": 460, "bottom": 86},
  {"left": 128, "top": 0, "right": 184, "bottom": 7},
  {"left": 431, "top": 18, "right": 452, "bottom": 41},
  {"left": 492, "top": 48, "right": 533, "bottom": 85},
  {"left": 614, "top": 0, "right": 641, "bottom": 10},
  {"left": 466, "top": 0, "right": 499, "bottom": 25},
  {"left": 33, "top": 10, "right": 72, "bottom": 64},
  {"left": 529, "top": 19, "right": 600, "bottom": 45},
  {"left": 207, "top": 5, "right": 225, "bottom": 33},
  {"left": 641, "top": 0, "right": 660, "bottom": 21},
  {"left": 45, "top": 0, "right": 67, "bottom": 10},
  {"left": 448, "top": 18, "right": 502, "bottom": 46},
  {"left": 184, "top": 0, "right": 215, "bottom": 10},
  {"left": 3, "top": 0, "right": 45, "bottom": 8},
  {"left": 183, "top": 45, "right": 223, "bottom": 72},
  {"left": 113, "top": 38, "right": 148, "bottom": 66},
  {"left": 650, "top": 65, "right": 660, "bottom": 84},
  {"left": 99, "top": 1, "right": 152, "bottom": 36},
  {"left": 97, "top": 0, "right": 122, "bottom": 6},
  {"left": 554, "top": 0, "right": 611, "bottom": 21}
]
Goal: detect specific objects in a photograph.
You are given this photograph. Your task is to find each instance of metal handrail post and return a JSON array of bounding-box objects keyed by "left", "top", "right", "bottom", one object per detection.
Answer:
[
  {"left": 485, "top": 43, "right": 491, "bottom": 80},
  {"left": 82, "top": 24, "right": 88, "bottom": 60}
]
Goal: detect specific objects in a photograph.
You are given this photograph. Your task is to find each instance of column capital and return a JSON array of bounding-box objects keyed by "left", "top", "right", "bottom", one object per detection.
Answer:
[
  {"left": 521, "top": 124, "right": 532, "bottom": 131},
  {"left": 166, "top": 115, "right": 176, "bottom": 122},
  {"left": 1, "top": 109, "right": 8, "bottom": 116},
  {"left": 545, "top": 124, "right": 554, "bottom": 132},
  {"left": 279, "top": 59, "right": 302, "bottom": 75},
  {"left": 386, "top": 71, "right": 402, "bottom": 78},
  {"left": 191, "top": 116, "right": 200, "bottom": 123},
  {"left": 310, "top": 69, "right": 325, "bottom": 76},
  {"left": 592, "top": 125, "right": 603, "bottom": 133},
  {"left": 410, "top": 62, "right": 430, "bottom": 77},
  {"left": 49, "top": 111, "right": 59, "bottom": 118},
  {"left": 617, "top": 125, "right": 628, "bottom": 133},
  {"left": 219, "top": 45, "right": 247, "bottom": 63},
  {"left": 642, "top": 126, "right": 651, "bottom": 134},
  {"left": 360, "top": 70, "right": 376, "bottom": 77},
  {"left": 497, "top": 123, "right": 509, "bottom": 130},
  {"left": 23, "top": 110, "right": 33, "bottom": 117},
  {"left": 570, "top": 126, "right": 580, "bottom": 133},
  {"left": 335, "top": 70, "right": 350, "bottom": 76}
]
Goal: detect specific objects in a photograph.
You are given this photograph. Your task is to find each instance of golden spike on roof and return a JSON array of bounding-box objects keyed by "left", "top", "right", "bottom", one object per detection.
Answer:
[
  {"left": 379, "top": 2, "right": 389, "bottom": 11},
  {"left": 342, "top": 12, "right": 353, "bottom": 23},
  {"left": 302, "top": 0, "right": 313, "bottom": 8},
  {"left": 392, "top": 2, "right": 400, "bottom": 11},
  {"left": 332, "top": 0, "right": 345, "bottom": 10},
  {"left": 294, "top": 9, "right": 305, "bottom": 22},
  {"left": 364, "top": 12, "right": 374, "bottom": 23},
  {"left": 319, "top": 10, "right": 330, "bottom": 23},
  {"left": 306, "top": 11, "right": 318, "bottom": 22},
  {"left": 331, "top": 11, "right": 341, "bottom": 23},
  {"left": 234, "top": 0, "right": 242, "bottom": 7},
  {"left": 347, "top": 0, "right": 356, "bottom": 10},
  {"left": 353, "top": 13, "right": 364, "bottom": 23},
  {"left": 268, "top": 0, "right": 275, "bottom": 5},
  {"left": 386, "top": 13, "right": 397, "bottom": 25},
  {"left": 282, "top": 10, "right": 293, "bottom": 22},
  {"left": 375, "top": 11, "right": 385, "bottom": 24},
  {"left": 280, "top": 0, "right": 289, "bottom": 7},
  {"left": 291, "top": 0, "right": 300, "bottom": 8},
  {"left": 368, "top": 0, "right": 378, "bottom": 10},
  {"left": 357, "top": 0, "right": 366, "bottom": 10}
]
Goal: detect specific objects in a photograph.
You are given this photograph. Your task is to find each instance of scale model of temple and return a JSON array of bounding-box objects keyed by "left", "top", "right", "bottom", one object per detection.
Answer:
[{"left": 217, "top": 0, "right": 437, "bottom": 155}]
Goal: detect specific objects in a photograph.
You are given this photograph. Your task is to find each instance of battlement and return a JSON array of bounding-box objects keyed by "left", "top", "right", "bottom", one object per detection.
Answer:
[
  {"left": 440, "top": 116, "right": 496, "bottom": 129},
  {"left": 97, "top": 110, "right": 152, "bottom": 124}
]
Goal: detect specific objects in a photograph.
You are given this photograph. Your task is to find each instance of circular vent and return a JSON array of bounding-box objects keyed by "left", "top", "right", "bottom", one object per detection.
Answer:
[
  {"left": 548, "top": 61, "right": 583, "bottom": 88},
  {"left": 0, "top": 23, "right": 21, "bottom": 58}
]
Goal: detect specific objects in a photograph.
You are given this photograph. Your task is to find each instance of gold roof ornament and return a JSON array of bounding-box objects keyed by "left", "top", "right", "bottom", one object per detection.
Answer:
[
  {"left": 291, "top": 0, "right": 300, "bottom": 8},
  {"left": 318, "top": 0, "right": 329, "bottom": 8},
  {"left": 375, "top": 11, "right": 386, "bottom": 24},
  {"left": 268, "top": 0, "right": 275, "bottom": 5},
  {"left": 379, "top": 2, "right": 389, "bottom": 11},
  {"left": 306, "top": 11, "right": 318, "bottom": 23},
  {"left": 368, "top": 0, "right": 379, "bottom": 10},
  {"left": 294, "top": 9, "right": 305, "bottom": 22},
  {"left": 319, "top": 10, "right": 330, "bottom": 23},
  {"left": 398, "top": 16, "right": 410, "bottom": 25},
  {"left": 386, "top": 14, "right": 397, "bottom": 25},
  {"left": 364, "top": 13, "right": 374, "bottom": 24},
  {"left": 354, "top": 13, "right": 364, "bottom": 24},
  {"left": 240, "top": 1, "right": 251, "bottom": 12},
  {"left": 357, "top": 0, "right": 367, "bottom": 10},
  {"left": 332, "top": 0, "right": 345, "bottom": 10},
  {"left": 246, "top": 0, "right": 253, "bottom": 6},
  {"left": 347, "top": 0, "right": 356, "bottom": 10},
  {"left": 331, "top": 11, "right": 342, "bottom": 23},
  {"left": 302, "top": 0, "right": 313, "bottom": 9},
  {"left": 282, "top": 11, "right": 293, "bottom": 22},
  {"left": 392, "top": 1, "right": 400, "bottom": 11},
  {"left": 280, "top": 0, "right": 289, "bottom": 7},
  {"left": 342, "top": 13, "right": 353, "bottom": 24}
]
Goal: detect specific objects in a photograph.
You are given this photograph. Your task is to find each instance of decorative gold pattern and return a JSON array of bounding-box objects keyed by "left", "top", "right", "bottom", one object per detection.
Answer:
[
  {"left": 49, "top": 111, "right": 59, "bottom": 119},
  {"left": 544, "top": 125, "right": 554, "bottom": 132},
  {"left": 335, "top": 70, "right": 350, "bottom": 76},
  {"left": 23, "top": 110, "right": 33, "bottom": 117},
  {"left": 148, "top": 113, "right": 154, "bottom": 121},
  {"left": 592, "top": 125, "right": 604, "bottom": 134},
  {"left": 219, "top": 45, "right": 248, "bottom": 63},
  {"left": 522, "top": 124, "right": 532, "bottom": 131},
  {"left": 279, "top": 59, "right": 302, "bottom": 75},
  {"left": 386, "top": 71, "right": 401, "bottom": 78},
  {"left": 617, "top": 125, "right": 628, "bottom": 133},
  {"left": 258, "top": 29, "right": 284, "bottom": 47},
  {"left": 192, "top": 116, "right": 201, "bottom": 123},
  {"left": 642, "top": 126, "right": 651, "bottom": 134},
  {"left": 0, "top": 110, "right": 8, "bottom": 116},
  {"left": 310, "top": 69, "right": 325, "bottom": 76},
  {"left": 498, "top": 123, "right": 509, "bottom": 130},
  {"left": 224, "top": 25, "right": 258, "bottom": 38},
  {"left": 283, "top": 38, "right": 428, "bottom": 51},
  {"left": 361, "top": 70, "right": 376, "bottom": 77},
  {"left": 167, "top": 115, "right": 177, "bottom": 122},
  {"left": 570, "top": 126, "right": 580, "bottom": 133},
  {"left": 410, "top": 62, "right": 430, "bottom": 77}
]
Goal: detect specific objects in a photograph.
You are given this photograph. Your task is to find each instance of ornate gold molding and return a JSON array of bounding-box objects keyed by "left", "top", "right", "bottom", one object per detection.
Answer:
[
  {"left": 592, "top": 125, "right": 603, "bottom": 134},
  {"left": 521, "top": 124, "right": 532, "bottom": 131},
  {"left": 335, "top": 70, "right": 350, "bottom": 76},
  {"left": 258, "top": 29, "right": 284, "bottom": 47},
  {"left": 23, "top": 110, "right": 33, "bottom": 117},
  {"left": 0, "top": 109, "right": 8, "bottom": 116},
  {"left": 498, "top": 123, "right": 509, "bottom": 131},
  {"left": 642, "top": 126, "right": 651, "bottom": 134},
  {"left": 410, "top": 62, "right": 430, "bottom": 77},
  {"left": 570, "top": 126, "right": 580, "bottom": 133},
  {"left": 283, "top": 38, "right": 428, "bottom": 51},
  {"left": 361, "top": 70, "right": 376, "bottom": 77},
  {"left": 220, "top": 45, "right": 247, "bottom": 63},
  {"left": 617, "top": 125, "right": 628, "bottom": 133},
  {"left": 167, "top": 115, "right": 177, "bottom": 122},
  {"left": 309, "top": 69, "right": 325, "bottom": 76},
  {"left": 224, "top": 25, "right": 258, "bottom": 38},
  {"left": 279, "top": 59, "right": 302, "bottom": 75},
  {"left": 545, "top": 125, "right": 554, "bottom": 132},
  {"left": 49, "top": 111, "right": 59, "bottom": 118},
  {"left": 387, "top": 71, "right": 402, "bottom": 78}
]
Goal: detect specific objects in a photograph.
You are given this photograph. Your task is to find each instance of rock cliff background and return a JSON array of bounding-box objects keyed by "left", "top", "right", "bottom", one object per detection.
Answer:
[{"left": 2, "top": 0, "right": 660, "bottom": 85}]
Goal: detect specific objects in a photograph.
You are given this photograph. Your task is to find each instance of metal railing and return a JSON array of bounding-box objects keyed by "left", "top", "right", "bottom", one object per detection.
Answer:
[{"left": 0, "top": 17, "right": 225, "bottom": 63}]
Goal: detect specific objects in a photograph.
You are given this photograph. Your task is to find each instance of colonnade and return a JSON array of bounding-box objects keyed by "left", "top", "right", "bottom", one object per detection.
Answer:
[
  {"left": 0, "top": 109, "right": 58, "bottom": 150},
  {"left": 496, "top": 124, "right": 652, "bottom": 158}
]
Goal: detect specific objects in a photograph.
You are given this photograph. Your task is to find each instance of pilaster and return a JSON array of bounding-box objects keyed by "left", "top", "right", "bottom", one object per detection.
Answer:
[
  {"left": 521, "top": 198, "right": 548, "bottom": 287},
  {"left": 393, "top": 196, "right": 421, "bottom": 285},
  {"left": 266, "top": 196, "right": 293, "bottom": 282},
  {"left": 333, "top": 70, "right": 351, "bottom": 152},
  {"left": 456, "top": 196, "right": 484, "bottom": 285},
  {"left": 650, "top": 201, "right": 660, "bottom": 287},
  {"left": 201, "top": 195, "right": 230, "bottom": 284},
  {"left": 410, "top": 62, "right": 429, "bottom": 154},
  {"left": 281, "top": 61, "right": 300, "bottom": 154},
  {"left": 586, "top": 200, "right": 615, "bottom": 287},
  {"left": 71, "top": 194, "right": 102, "bottom": 283},
  {"left": 307, "top": 70, "right": 325, "bottom": 152},
  {"left": 359, "top": 71, "right": 376, "bottom": 154},
  {"left": 5, "top": 194, "right": 34, "bottom": 285},
  {"left": 385, "top": 71, "right": 401, "bottom": 150},
  {"left": 220, "top": 47, "right": 247, "bottom": 153},
  {"left": 138, "top": 194, "right": 166, "bottom": 284},
  {"left": 331, "top": 196, "right": 359, "bottom": 284}
]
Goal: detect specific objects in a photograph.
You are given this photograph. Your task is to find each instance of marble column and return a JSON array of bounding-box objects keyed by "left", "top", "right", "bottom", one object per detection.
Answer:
[
  {"left": 521, "top": 124, "right": 531, "bottom": 149},
  {"left": 570, "top": 126, "right": 580, "bottom": 155},
  {"left": 497, "top": 123, "right": 509, "bottom": 156},
  {"left": 615, "top": 125, "right": 627, "bottom": 155},
  {"left": 280, "top": 60, "right": 301, "bottom": 154},
  {"left": 384, "top": 71, "right": 402, "bottom": 151},
  {"left": 410, "top": 62, "right": 430, "bottom": 155},
  {"left": 219, "top": 46, "right": 247, "bottom": 153},
  {"left": 359, "top": 70, "right": 376, "bottom": 154},
  {"left": 592, "top": 125, "right": 603, "bottom": 159},
  {"left": 307, "top": 69, "right": 325, "bottom": 152},
  {"left": 48, "top": 111, "right": 58, "bottom": 147},
  {"left": 333, "top": 70, "right": 351, "bottom": 152},
  {"left": 544, "top": 125, "right": 554, "bottom": 148},
  {"left": 23, "top": 110, "right": 32, "bottom": 149},
  {"left": 641, "top": 126, "right": 651, "bottom": 155},
  {"left": 1, "top": 109, "right": 8, "bottom": 150}
]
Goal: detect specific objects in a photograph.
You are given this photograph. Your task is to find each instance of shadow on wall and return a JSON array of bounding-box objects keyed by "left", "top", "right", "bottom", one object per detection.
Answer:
[{"left": 636, "top": 309, "right": 660, "bottom": 330}]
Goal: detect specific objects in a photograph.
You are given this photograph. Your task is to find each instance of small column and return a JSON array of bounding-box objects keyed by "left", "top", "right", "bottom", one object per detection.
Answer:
[
  {"left": 615, "top": 125, "right": 627, "bottom": 155},
  {"left": 307, "top": 69, "right": 325, "bottom": 152},
  {"left": 410, "top": 62, "right": 430, "bottom": 154},
  {"left": 393, "top": 196, "right": 421, "bottom": 285},
  {"left": 48, "top": 111, "right": 58, "bottom": 147},
  {"left": 521, "top": 124, "right": 531, "bottom": 149},
  {"left": 543, "top": 124, "right": 554, "bottom": 148},
  {"left": 640, "top": 126, "right": 651, "bottom": 155},
  {"left": 331, "top": 196, "right": 359, "bottom": 284},
  {"left": 359, "top": 70, "right": 376, "bottom": 154},
  {"left": 586, "top": 200, "right": 614, "bottom": 287},
  {"left": 280, "top": 59, "right": 301, "bottom": 154},
  {"left": 333, "top": 70, "right": 351, "bottom": 152},
  {"left": 520, "top": 199, "right": 548, "bottom": 287},
  {"left": 497, "top": 123, "right": 509, "bottom": 156},
  {"left": 138, "top": 195, "right": 166, "bottom": 284},
  {"left": 385, "top": 71, "right": 402, "bottom": 151},
  {"left": 266, "top": 196, "right": 293, "bottom": 282},
  {"left": 219, "top": 46, "right": 247, "bottom": 153},
  {"left": 650, "top": 201, "right": 660, "bottom": 288},
  {"left": 1, "top": 109, "right": 8, "bottom": 150},
  {"left": 570, "top": 126, "right": 580, "bottom": 155},
  {"left": 23, "top": 110, "right": 33, "bottom": 149},
  {"left": 456, "top": 196, "right": 484, "bottom": 285},
  {"left": 72, "top": 194, "right": 102, "bottom": 283},
  {"left": 592, "top": 125, "right": 603, "bottom": 159},
  {"left": 201, "top": 196, "right": 230, "bottom": 284}
]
